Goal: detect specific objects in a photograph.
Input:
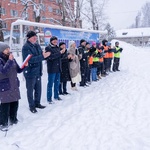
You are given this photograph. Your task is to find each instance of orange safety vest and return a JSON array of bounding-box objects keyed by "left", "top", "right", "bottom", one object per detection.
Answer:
[
  {"left": 103, "top": 46, "right": 109, "bottom": 58},
  {"left": 108, "top": 48, "right": 114, "bottom": 58},
  {"left": 98, "top": 49, "right": 104, "bottom": 62},
  {"left": 88, "top": 56, "right": 93, "bottom": 65}
]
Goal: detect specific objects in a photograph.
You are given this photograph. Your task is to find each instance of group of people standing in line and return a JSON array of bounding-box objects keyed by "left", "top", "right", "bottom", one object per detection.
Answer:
[{"left": 0, "top": 30, "right": 123, "bottom": 131}]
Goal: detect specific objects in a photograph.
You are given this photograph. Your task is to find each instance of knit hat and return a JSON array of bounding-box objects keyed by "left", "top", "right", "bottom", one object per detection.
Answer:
[
  {"left": 102, "top": 39, "right": 108, "bottom": 46},
  {"left": 86, "top": 42, "right": 90, "bottom": 46},
  {"left": 80, "top": 39, "right": 86, "bottom": 45},
  {"left": 92, "top": 41, "right": 96, "bottom": 46},
  {"left": 96, "top": 42, "right": 100, "bottom": 49},
  {"left": 50, "top": 36, "right": 58, "bottom": 43},
  {"left": 0, "top": 42, "right": 10, "bottom": 53},
  {"left": 107, "top": 42, "right": 111, "bottom": 46},
  {"left": 68, "top": 40, "right": 75, "bottom": 49},
  {"left": 26, "top": 31, "right": 37, "bottom": 39},
  {"left": 59, "top": 42, "right": 66, "bottom": 47},
  {"left": 115, "top": 41, "right": 119, "bottom": 45}
]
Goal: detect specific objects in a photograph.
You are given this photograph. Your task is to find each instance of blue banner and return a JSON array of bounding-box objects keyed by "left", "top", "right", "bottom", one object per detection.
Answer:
[{"left": 44, "top": 28, "right": 100, "bottom": 47}]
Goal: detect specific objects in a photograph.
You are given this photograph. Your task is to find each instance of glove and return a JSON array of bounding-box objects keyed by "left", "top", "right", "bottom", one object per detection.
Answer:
[{"left": 119, "top": 48, "right": 123, "bottom": 52}]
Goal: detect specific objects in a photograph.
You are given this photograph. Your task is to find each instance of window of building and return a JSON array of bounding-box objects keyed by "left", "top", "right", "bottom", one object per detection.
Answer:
[
  {"left": 122, "top": 32, "right": 128, "bottom": 35},
  {"left": 10, "top": 0, "right": 18, "bottom": 3},
  {"left": 48, "top": 6, "right": 53, "bottom": 12},
  {"left": 56, "top": 9, "right": 61, "bottom": 14},
  {"left": 56, "top": 0, "right": 59, "bottom": 3},
  {"left": 2, "top": 22, "right": 7, "bottom": 29},
  {"left": 42, "top": 16, "right": 46, "bottom": 21},
  {"left": 14, "top": 25, "right": 19, "bottom": 30},
  {"left": 41, "top": 4, "right": 46, "bottom": 11},
  {"left": 10, "top": 10, "right": 18, "bottom": 17},
  {"left": 0, "top": 8, "right": 6, "bottom": 15},
  {"left": 49, "top": 19, "right": 54, "bottom": 23}
]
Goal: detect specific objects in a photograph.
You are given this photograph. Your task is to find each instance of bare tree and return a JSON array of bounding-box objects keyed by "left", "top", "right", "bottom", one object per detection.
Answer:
[
  {"left": 75, "top": 0, "right": 83, "bottom": 28},
  {"left": 135, "top": 11, "right": 141, "bottom": 28},
  {"left": 0, "top": 3, "right": 4, "bottom": 42},
  {"left": 104, "top": 23, "right": 116, "bottom": 41},
  {"left": 81, "top": 0, "right": 109, "bottom": 30},
  {"left": 141, "top": 2, "right": 150, "bottom": 27}
]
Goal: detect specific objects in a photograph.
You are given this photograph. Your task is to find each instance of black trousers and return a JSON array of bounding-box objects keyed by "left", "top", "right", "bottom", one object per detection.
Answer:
[
  {"left": 0, "top": 101, "right": 18, "bottom": 126},
  {"left": 71, "top": 81, "right": 76, "bottom": 87},
  {"left": 59, "top": 81, "right": 67, "bottom": 94},
  {"left": 104, "top": 58, "right": 110, "bottom": 72},
  {"left": 113, "top": 57, "right": 120, "bottom": 71},
  {"left": 108, "top": 58, "right": 113, "bottom": 71},
  {"left": 25, "top": 77, "right": 41, "bottom": 109},
  {"left": 97, "top": 62, "right": 104, "bottom": 75}
]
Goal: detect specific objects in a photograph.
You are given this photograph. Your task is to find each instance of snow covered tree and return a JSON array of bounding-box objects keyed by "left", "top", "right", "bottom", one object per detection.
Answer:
[
  {"left": 141, "top": 2, "right": 150, "bottom": 27},
  {"left": 104, "top": 23, "right": 116, "bottom": 41},
  {"left": 130, "top": 2, "right": 150, "bottom": 28},
  {"left": 135, "top": 11, "right": 141, "bottom": 28},
  {"left": 0, "top": 3, "right": 4, "bottom": 42},
  {"left": 81, "top": 0, "right": 108, "bottom": 30}
]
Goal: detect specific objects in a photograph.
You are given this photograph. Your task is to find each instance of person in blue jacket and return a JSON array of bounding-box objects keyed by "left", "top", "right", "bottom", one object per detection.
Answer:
[{"left": 22, "top": 31, "right": 50, "bottom": 113}]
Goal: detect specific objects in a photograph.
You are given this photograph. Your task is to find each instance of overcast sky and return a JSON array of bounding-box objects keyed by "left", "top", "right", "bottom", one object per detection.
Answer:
[{"left": 106, "top": 0, "right": 149, "bottom": 30}]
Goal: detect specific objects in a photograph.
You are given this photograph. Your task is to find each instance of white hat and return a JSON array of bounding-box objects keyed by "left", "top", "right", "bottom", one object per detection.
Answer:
[{"left": 68, "top": 40, "right": 75, "bottom": 49}]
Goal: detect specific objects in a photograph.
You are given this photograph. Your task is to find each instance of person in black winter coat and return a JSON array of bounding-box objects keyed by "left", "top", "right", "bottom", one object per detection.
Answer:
[
  {"left": 59, "top": 42, "right": 71, "bottom": 95},
  {"left": 78, "top": 39, "right": 89, "bottom": 87},
  {"left": 45, "top": 36, "right": 65, "bottom": 103},
  {"left": 22, "top": 31, "right": 50, "bottom": 113}
]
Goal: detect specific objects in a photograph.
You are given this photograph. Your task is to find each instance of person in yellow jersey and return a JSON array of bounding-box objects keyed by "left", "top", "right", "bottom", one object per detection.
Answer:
[{"left": 113, "top": 41, "right": 123, "bottom": 72}]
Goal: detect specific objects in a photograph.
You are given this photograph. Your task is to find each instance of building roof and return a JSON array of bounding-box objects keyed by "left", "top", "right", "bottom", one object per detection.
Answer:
[{"left": 116, "top": 28, "right": 150, "bottom": 38}]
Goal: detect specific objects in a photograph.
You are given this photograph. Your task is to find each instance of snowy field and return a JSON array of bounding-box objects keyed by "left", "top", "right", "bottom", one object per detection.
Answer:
[{"left": 1, "top": 41, "right": 150, "bottom": 150}]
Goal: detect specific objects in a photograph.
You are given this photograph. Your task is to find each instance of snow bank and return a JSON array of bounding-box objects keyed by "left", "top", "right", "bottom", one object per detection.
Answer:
[{"left": 1, "top": 41, "right": 150, "bottom": 150}]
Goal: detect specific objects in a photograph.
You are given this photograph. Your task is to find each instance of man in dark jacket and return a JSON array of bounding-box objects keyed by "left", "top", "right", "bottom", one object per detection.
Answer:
[
  {"left": 78, "top": 39, "right": 88, "bottom": 87},
  {"left": 45, "top": 36, "right": 65, "bottom": 103},
  {"left": 22, "top": 31, "right": 50, "bottom": 113}
]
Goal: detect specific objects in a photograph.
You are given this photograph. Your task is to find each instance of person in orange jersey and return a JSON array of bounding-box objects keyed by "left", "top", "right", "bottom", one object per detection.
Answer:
[
  {"left": 101, "top": 39, "right": 109, "bottom": 75},
  {"left": 107, "top": 42, "right": 115, "bottom": 72},
  {"left": 96, "top": 42, "right": 105, "bottom": 78}
]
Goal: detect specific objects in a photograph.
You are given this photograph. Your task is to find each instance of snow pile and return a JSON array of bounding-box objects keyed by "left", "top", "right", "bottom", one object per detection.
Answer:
[{"left": 1, "top": 41, "right": 150, "bottom": 150}]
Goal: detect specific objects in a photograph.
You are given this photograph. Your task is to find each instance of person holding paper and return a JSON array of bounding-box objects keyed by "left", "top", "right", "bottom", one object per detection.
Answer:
[
  {"left": 22, "top": 31, "right": 50, "bottom": 113},
  {"left": 0, "top": 42, "right": 25, "bottom": 130}
]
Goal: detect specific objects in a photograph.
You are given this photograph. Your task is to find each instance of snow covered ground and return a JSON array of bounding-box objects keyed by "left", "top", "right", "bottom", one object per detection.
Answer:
[{"left": 1, "top": 41, "right": 150, "bottom": 150}]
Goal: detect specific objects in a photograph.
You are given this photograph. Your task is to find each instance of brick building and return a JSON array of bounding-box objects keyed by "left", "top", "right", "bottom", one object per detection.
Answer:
[{"left": 0, "top": 0, "right": 75, "bottom": 37}]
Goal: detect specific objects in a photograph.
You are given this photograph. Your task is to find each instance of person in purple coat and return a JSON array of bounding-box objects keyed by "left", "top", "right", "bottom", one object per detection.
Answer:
[{"left": 0, "top": 42, "right": 26, "bottom": 131}]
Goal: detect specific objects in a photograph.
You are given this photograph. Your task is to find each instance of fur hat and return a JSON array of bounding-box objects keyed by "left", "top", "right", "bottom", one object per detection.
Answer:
[
  {"left": 59, "top": 42, "right": 65, "bottom": 47},
  {"left": 0, "top": 42, "right": 10, "bottom": 53},
  {"left": 68, "top": 40, "right": 75, "bottom": 49},
  {"left": 26, "top": 31, "right": 37, "bottom": 39},
  {"left": 50, "top": 36, "right": 58, "bottom": 43}
]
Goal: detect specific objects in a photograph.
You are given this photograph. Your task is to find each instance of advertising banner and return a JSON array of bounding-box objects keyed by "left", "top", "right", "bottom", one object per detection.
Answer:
[{"left": 44, "top": 28, "right": 100, "bottom": 47}]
